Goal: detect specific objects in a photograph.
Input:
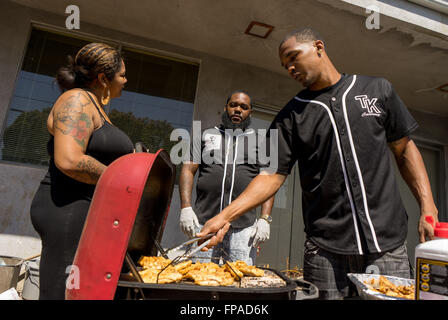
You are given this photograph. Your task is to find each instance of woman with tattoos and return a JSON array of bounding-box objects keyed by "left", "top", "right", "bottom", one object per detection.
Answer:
[{"left": 30, "top": 43, "right": 134, "bottom": 299}]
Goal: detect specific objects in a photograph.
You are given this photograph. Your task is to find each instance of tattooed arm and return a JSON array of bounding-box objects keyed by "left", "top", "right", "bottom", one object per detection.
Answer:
[
  {"left": 389, "top": 136, "right": 438, "bottom": 242},
  {"left": 51, "top": 90, "right": 106, "bottom": 185}
]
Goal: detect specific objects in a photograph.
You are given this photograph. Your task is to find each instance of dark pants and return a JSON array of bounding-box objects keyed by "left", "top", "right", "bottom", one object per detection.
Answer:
[
  {"left": 303, "top": 238, "right": 412, "bottom": 300},
  {"left": 30, "top": 183, "right": 90, "bottom": 300}
]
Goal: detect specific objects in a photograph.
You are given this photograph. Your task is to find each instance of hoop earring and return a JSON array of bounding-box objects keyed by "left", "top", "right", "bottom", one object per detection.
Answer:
[{"left": 101, "top": 86, "right": 111, "bottom": 105}]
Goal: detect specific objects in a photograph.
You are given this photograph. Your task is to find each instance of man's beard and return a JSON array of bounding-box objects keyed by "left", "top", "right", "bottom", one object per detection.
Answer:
[{"left": 221, "top": 112, "right": 252, "bottom": 130}]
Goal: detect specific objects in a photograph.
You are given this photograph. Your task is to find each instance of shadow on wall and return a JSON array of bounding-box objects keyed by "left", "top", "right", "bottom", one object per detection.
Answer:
[
  {"left": 0, "top": 163, "right": 46, "bottom": 257},
  {"left": 0, "top": 163, "right": 46, "bottom": 238}
]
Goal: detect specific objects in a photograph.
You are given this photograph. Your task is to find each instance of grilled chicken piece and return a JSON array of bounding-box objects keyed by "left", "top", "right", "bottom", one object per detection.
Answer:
[
  {"left": 234, "top": 261, "right": 265, "bottom": 277},
  {"left": 224, "top": 262, "right": 244, "bottom": 280},
  {"left": 173, "top": 260, "right": 193, "bottom": 273},
  {"left": 185, "top": 269, "right": 235, "bottom": 286},
  {"left": 138, "top": 256, "right": 171, "bottom": 270},
  {"left": 139, "top": 267, "right": 183, "bottom": 284}
]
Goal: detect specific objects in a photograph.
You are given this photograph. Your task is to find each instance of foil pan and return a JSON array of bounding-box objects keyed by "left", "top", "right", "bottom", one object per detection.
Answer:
[{"left": 347, "top": 273, "right": 415, "bottom": 300}]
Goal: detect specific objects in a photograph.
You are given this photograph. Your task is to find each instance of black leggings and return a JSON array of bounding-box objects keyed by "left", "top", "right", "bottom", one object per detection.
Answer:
[{"left": 30, "top": 183, "right": 90, "bottom": 300}]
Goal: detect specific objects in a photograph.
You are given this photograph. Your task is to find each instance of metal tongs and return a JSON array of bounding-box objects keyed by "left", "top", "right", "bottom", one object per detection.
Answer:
[{"left": 159, "top": 233, "right": 216, "bottom": 263}]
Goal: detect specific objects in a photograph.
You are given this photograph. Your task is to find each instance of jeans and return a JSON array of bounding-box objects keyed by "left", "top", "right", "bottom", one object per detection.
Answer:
[
  {"left": 303, "top": 238, "right": 412, "bottom": 300},
  {"left": 191, "top": 224, "right": 257, "bottom": 266}
]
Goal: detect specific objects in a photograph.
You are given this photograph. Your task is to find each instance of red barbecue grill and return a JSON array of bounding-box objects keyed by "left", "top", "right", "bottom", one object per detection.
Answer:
[{"left": 65, "top": 148, "right": 318, "bottom": 300}]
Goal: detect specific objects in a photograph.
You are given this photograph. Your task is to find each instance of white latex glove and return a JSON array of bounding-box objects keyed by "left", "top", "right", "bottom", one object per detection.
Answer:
[
  {"left": 179, "top": 207, "right": 200, "bottom": 238},
  {"left": 250, "top": 218, "right": 270, "bottom": 247}
]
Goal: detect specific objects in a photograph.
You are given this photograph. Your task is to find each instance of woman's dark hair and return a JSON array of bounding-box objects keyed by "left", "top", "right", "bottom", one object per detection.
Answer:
[{"left": 56, "top": 43, "right": 122, "bottom": 91}]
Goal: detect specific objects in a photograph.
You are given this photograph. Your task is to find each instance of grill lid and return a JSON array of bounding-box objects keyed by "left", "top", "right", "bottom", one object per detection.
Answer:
[{"left": 66, "top": 150, "right": 176, "bottom": 300}]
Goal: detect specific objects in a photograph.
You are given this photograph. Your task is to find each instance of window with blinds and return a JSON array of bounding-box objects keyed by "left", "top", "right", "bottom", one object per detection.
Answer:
[
  {"left": 0, "top": 28, "right": 198, "bottom": 176},
  {"left": 1, "top": 29, "right": 92, "bottom": 166}
]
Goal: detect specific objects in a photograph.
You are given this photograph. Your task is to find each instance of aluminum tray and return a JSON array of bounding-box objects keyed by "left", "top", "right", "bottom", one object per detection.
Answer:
[{"left": 347, "top": 273, "right": 415, "bottom": 300}]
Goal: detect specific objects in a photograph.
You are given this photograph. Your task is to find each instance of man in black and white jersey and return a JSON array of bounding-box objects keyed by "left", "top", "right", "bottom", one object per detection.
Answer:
[
  {"left": 197, "top": 28, "right": 439, "bottom": 299},
  {"left": 180, "top": 91, "right": 275, "bottom": 266}
]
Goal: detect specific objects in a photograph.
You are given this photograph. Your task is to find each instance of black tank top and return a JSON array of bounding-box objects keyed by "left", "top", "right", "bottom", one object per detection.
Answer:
[{"left": 42, "top": 90, "right": 134, "bottom": 200}]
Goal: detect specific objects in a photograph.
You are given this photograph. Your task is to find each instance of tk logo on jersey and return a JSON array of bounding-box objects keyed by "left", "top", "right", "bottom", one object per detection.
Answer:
[{"left": 354, "top": 95, "right": 382, "bottom": 117}]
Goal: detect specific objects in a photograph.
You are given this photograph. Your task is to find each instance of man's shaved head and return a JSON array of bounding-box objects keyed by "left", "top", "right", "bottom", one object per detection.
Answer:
[{"left": 279, "top": 28, "right": 325, "bottom": 50}]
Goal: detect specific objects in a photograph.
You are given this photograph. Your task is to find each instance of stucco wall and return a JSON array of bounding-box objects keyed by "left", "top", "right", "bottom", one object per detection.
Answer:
[{"left": 0, "top": 164, "right": 45, "bottom": 258}]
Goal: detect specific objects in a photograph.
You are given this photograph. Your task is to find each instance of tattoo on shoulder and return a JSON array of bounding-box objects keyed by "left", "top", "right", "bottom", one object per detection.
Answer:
[{"left": 54, "top": 92, "right": 93, "bottom": 149}]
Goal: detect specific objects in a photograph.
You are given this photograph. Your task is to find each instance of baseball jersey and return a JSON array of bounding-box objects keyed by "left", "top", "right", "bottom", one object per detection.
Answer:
[{"left": 267, "top": 73, "right": 418, "bottom": 255}]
